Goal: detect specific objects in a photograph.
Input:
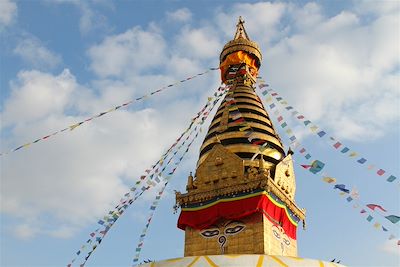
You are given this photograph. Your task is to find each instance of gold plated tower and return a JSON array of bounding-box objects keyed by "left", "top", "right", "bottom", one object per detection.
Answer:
[{"left": 176, "top": 17, "right": 305, "bottom": 258}]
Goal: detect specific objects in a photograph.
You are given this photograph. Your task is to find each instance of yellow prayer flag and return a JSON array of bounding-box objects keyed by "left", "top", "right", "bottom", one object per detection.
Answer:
[
  {"left": 349, "top": 152, "right": 358, "bottom": 157},
  {"left": 239, "top": 126, "right": 251, "bottom": 131},
  {"left": 281, "top": 101, "right": 288, "bottom": 105},
  {"left": 373, "top": 223, "right": 381, "bottom": 229},
  {"left": 286, "top": 129, "right": 293, "bottom": 134},
  {"left": 310, "top": 126, "right": 318, "bottom": 132},
  {"left": 69, "top": 123, "right": 80, "bottom": 131},
  {"left": 322, "top": 177, "right": 336, "bottom": 184},
  {"left": 22, "top": 143, "right": 31, "bottom": 148},
  {"left": 265, "top": 96, "right": 273, "bottom": 103}
]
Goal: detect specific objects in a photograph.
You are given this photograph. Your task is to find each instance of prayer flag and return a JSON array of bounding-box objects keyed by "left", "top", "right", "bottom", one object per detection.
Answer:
[
  {"left": 333, "top": 142, "right": 342, "bottom": 149},
  {"left": 285, "top": 106, "right": 293, "bottom": 110},
  {"left": 304, "top": 120, "right": 311, "bottom": 126},
  {"left": 276, "top": 97, "right": 282, "bottom": 101},
  {"left": 349, "top": 152, "right": 358, "bottom": 157},
  {"left": 385, "top": 215, "right": 400, "bottom": 224},
  {"left": 240, "top": 126, "right": 251, "bottom": 131},
  {"left": 346, "top": 196, "right": 353, "bottom": 202},
  {"left": 301, "top": 165, "right": 311, "bottom": 169},
  {"left": 341, "top": 147, "right": 349, "bottom": 153},
  {"left": 387, "top": 175, "right": 397, "bottom": 182},
  {"left": 366, "top": 215, "right": 373, "bottom": 222},
  {"left": 271, "top": 93, "right": 278, "bottom": 96},
  {"left": 309, "top": 160, "right": 325, "bottom": 174},
  {"left": 360, "top": 209, "right": 366, "bottom": 214},
  {"left": 357, "top": 158, "right": 367, "bottom": 164},
  {"left": 286, "top": 129, "right": 293, "bottom": 134},
  {"left": 97, "top": 220, "right": 105, "bottom": 225},
  {"left": 277, "top": 116, "right": 283, "bottom": 122},
  {"left": 322, "top": 177, "right": 336, "bottom": 183},
  {"left": 334, "top": 184, "right": 350, "bottom": 193},
  {"left": 377, "top": 169, "right": 385, "bottom": 176},
  {"left": 373, "top": 223, "right": 381, "bottom": 229},
  {"left": 305, "top": 154, "right": 311, "bottom": 159},
  {"left": 297, "top": 115, "right": 304, "bottom": 119},
  {"left": 281, "top": 122, "right": 287, "bottom": 128},
  {"left": 299, "top": 148, "right": 306, "bottom": 154},
  {"left": 382, "top": 226, "right": 388, "bottom": 231},
  {"left": 262, "top": 90, "right": 268, "bottom": 96},
  {"left": 366, "top": 204, "right": 387, "bottom": 212},
  {"left": 289, "top": 136, "right": 296, "bottom": 141},
  {"left": 317, "top": 131, "right": 326, "bottom": 137},
  {"left": 269, "top": 103, "right": 276, "bottom": 109}
]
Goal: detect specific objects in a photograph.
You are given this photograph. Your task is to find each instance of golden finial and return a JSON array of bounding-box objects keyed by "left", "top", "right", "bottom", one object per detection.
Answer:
[{"left": 234, "top": 16, "right": 250, "bottom": 40}]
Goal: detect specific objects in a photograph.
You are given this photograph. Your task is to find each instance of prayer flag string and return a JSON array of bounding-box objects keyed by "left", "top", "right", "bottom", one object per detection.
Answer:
[
  {"left": 2, "top": 67, "right": 219, "bottom": 157},
  {"left": 260, "top": 90, "right": 400, "bottom": 245},
  {"left": 68, "top": 84, "right": 228, "bottom": 267},
  {"left": 256, "top": 80, "right": 398, "bottom": 185}
]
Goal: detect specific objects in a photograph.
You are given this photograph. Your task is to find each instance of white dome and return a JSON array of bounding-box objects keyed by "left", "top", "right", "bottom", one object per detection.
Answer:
[{"left": 137, "top": 254, "right": 346, "bottom": 266}]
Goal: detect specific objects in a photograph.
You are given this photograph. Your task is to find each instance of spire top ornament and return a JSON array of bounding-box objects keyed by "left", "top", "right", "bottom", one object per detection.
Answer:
[{"left": 234, "top": 16, "right": 250, "bottom": 40}]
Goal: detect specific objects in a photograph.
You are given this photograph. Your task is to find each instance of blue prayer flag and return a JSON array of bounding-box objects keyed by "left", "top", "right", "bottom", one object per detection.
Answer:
[
  {"left": 385, "top": 215, "right": 400, "bottom": 224},
  {"left": 317, "top": 131, "right": 326, "bottom": 137},
  {"left": 341, "top": 147, "right": 349, "bottom": 153},
  {"left": 305, "top": 154, "right": 311, "bottom": 159},
  {"left": 357, "top": 158, "right": 367, "bottom": 164}
]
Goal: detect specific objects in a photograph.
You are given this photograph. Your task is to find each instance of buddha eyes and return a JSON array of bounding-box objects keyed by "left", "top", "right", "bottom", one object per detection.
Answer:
[
  {"left": 201, "top": 229, "right": 220, "bottom": 238},
  {"left": 225, "top": 225, "right": 244, "bottom": 235}
]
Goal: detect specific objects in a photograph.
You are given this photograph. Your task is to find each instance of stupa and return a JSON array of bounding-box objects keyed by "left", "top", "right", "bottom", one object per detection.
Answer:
[{"left": 140, "top": 17, "right": 345, "bottom": 267}]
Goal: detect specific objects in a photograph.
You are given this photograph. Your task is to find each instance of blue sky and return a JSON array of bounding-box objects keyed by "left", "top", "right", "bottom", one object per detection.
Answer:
[{"left": 0, "top": 0, "right": 399, "bottom": 266}]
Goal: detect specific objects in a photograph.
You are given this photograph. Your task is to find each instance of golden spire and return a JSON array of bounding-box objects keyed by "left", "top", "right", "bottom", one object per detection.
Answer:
[
  {"left": 234, "top": 16, "right": 250, "bottom": 40},
  {"left": 220, "top": 17, "right": 262, "bottom": 66}
]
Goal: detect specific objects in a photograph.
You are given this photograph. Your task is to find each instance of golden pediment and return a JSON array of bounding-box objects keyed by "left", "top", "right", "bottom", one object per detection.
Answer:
[
  {"left": 274, "top": 154, "right": 296, "bottom": 200},
  {"left": 194, "top": 144, "right": 244, "bottom": 190}
]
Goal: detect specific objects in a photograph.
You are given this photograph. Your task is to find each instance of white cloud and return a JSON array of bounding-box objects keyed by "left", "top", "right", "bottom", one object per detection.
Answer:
[
  {"left": 175, "top": 27, "right": 221, "bottom": 60},
  {"left": 0, "top": 0, "right": 17, "bottom": 28},
  {"left": 256, "top": 2, "right": 400, "bottom": 141},
  {"left": 2, "top": 69, "right": 75, "bottom": 127},
  {"left": 166, "top": 8, "right": 192, "bottom": 23},
  {"left": 14, "top": 37, "right": 62, "bottom": 69},
  {"left": 88, "top": 26, "right": 166, "bottom": 78}
]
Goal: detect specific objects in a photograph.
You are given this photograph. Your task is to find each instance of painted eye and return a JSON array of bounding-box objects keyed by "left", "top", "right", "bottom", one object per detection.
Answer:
[
  {"left": 225, "top": 225, "right": 244, "bottom": 235},
  {"left": 201, "top": 229, "right": 220, "bottom": 238},
  {"left": 283, "top": 238, "right": 290, "bottom": 246},
  {"left": 272, "top": 229, "right": 281, "bottom": 239}
]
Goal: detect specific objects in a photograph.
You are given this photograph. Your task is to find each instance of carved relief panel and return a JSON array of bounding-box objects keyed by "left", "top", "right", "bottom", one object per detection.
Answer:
[
  {"left": 194, "top": 144, "right": 244, "bottom": 190},
  {"left": 273, "top": 154, "right": 296, "bottom": 200}
]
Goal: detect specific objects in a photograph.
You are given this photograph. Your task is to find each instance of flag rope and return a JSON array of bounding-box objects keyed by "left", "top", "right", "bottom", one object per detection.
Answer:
[
  {"left": 2, "top": 68, "right": 219, "bottom": 157},
  {"left": 68, "top": 84, "right": 228, "bottom": 267},
  {"left": 257, "top": 82, "right": 400, "bottom": 246},
  {"left": 256, "top": 80, "right": 398, "bottom": 185}
]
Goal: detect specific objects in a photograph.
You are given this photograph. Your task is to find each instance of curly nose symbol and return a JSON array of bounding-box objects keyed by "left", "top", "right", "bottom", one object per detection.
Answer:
[{"left": 218, "top": 235, "right": 227, "bottom": 254}]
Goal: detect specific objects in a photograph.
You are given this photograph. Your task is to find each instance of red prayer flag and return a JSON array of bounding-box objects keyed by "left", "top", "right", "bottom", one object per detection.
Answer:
[
  {"left": 301, "top": 165, "right": 311, "bottom": 169},
  {"left": 377, "top": 169, "right": 385, "bottom": 176},
  {"left": 366, "top": 204, "right": 387, "bottom": 212},
  {"left": 333, "top": 142, "right": 341, "bottom": 149}
]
